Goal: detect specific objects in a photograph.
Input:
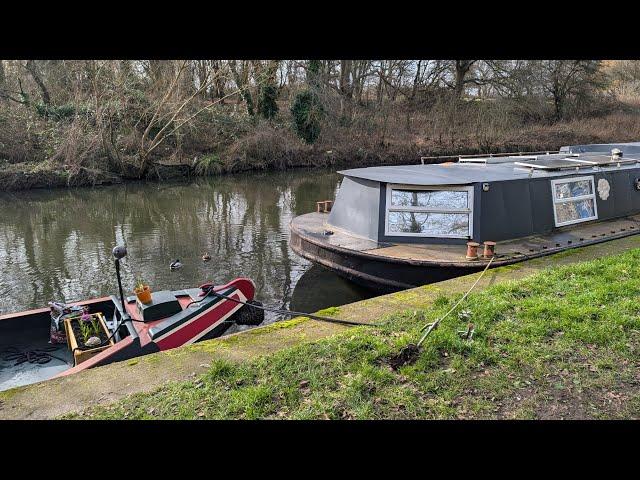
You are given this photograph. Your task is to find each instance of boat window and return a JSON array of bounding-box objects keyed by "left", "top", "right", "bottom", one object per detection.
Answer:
[
  {"left": 385, "top": 185, "right": 473, "bottom": 238},
  {"left": 550, "top": 176, "right": 598, "bottom": 227},
  {"left": 391, "top": 189, "right": 468, "bottom": 209}
]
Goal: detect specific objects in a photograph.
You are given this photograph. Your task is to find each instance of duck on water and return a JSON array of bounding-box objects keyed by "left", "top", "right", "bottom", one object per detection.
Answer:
[{"left": 290, "top": 141, "right": 640, "bottom": 292}]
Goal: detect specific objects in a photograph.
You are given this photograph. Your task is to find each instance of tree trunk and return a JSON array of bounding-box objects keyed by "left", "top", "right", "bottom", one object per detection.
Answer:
[
  {"left": 411, "top": 60, "right": 422, "bottom": 100},
  {"left": 25, "top": 60, "right": 51, "bottom": 105},
  {"left": 454, "top": 60, "right": 475, "bottom": 99},
  {"left": 339, "top": 59, "right": 353, "bottom": 121},
  {"left": 179, "top": 60, "right": 194, "bottom": 96},
  {"left": 553, "top": 91, "right": 563, "bottom": 121},
  {"left": 0, "top": 60, "right": 6, "bottom": 103},
  {"left": 211, "top": 60, "right": 226, "bottom": 102},
  {"left": 376, "top": 62, "right": 386, "bottom": 106},
  {"left": 229, "top": 60, "right": 254, "bottom": 116},
  {"left": 196, "top": 60, "right": 209, "bottom": 99}
]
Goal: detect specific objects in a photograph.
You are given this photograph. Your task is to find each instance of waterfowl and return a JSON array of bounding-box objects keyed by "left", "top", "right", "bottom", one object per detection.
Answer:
[
  {"left": 202, "top": 252, "right": 211, "bottom": 262},
  {"left": 170, "top": 259, "right": 183, "bottom": 271}
]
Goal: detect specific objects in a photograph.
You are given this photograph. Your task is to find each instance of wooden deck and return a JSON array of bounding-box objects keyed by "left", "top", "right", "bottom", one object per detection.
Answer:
[{"left": 293, "top": 212, "right": 640, "bottom": 266}]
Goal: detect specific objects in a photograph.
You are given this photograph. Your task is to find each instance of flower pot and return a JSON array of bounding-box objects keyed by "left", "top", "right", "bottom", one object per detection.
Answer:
[
  {"left": 134, "top": 285, "right": 152, "bottom": 304},
  {"left": 63, "top": 312, "right": 114, "bottom": 366}
]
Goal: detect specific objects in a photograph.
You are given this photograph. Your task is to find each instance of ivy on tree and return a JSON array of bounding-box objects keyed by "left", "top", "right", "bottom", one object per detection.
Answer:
[
  {"left": 291, "top": 90, "right": 323, "bottom": 144},
  {"left": 291, "top": 60, "right": 324, "bottom": 144},
  {"left": 258, "top": 83, "right": 278, "bottom": 120}
]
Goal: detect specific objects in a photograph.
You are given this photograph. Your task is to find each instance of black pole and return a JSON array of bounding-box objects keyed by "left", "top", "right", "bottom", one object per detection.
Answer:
[
  {"left": 112, "top": 245, "right": 129, "bottom": 321},
  {"left": 115, "top": 258, "right": 127, "bottom": 315}
]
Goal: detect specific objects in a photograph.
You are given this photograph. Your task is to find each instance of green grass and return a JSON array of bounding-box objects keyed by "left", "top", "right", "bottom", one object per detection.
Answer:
[{"left": 68, "top": 249, "right": 640, "bottom": 420}]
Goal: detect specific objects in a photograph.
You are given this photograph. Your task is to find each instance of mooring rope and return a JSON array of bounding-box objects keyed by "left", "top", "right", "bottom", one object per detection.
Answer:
[
  {"left": 416, "top": 256, "right": 494, "bottom": 348},
  {"left": 205, "top": 288, "right": 382, "bottom": 328}
]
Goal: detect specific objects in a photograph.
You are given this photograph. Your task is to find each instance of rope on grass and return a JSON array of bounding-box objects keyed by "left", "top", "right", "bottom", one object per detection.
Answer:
[
  {"left": 205, "top": 289, "right": 382, "bottom": 327},
  {"left": 416, "top": 256, "right": 494, "bottom": 348}
]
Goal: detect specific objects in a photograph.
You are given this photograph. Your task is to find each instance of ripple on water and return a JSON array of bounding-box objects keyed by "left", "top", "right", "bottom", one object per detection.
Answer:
[{"left": 0, "top": 170, "right": 362, "bottom": 319}]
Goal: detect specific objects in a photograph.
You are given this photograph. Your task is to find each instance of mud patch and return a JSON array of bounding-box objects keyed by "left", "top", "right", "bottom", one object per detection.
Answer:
[{"left": 387, "top": 343, "right": 421, "bottom": 370}]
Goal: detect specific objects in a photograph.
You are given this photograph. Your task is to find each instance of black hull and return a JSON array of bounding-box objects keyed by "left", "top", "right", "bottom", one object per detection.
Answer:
[
  {"left": 290, "top": 213, "right": 640, "bottom": 293},
  {"left": 290, "top": 229, "right": 486, "bottom": 293}
]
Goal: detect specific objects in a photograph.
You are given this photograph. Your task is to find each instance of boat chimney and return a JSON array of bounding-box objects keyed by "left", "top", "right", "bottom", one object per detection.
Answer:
[{"left": 482, "top": 241, "right": 496, "bottom": 258}]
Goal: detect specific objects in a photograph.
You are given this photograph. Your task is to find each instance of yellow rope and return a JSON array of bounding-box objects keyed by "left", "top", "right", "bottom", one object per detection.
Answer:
[{"left": 416, "top": 256, "right": 494, "bottom": 348}]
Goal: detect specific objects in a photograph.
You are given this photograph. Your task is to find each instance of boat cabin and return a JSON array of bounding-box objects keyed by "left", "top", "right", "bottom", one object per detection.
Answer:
[{"left": 327, "top": 143, "right": 640, "bottom": 245}]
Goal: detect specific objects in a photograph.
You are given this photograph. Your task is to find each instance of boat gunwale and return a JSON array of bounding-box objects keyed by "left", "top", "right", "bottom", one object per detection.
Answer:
[
  {"left": 0, "top": 296, "right": 113, "bottom": 322},
  {"left": 291, "top": 213, "right": 640, "bottom": 269}
]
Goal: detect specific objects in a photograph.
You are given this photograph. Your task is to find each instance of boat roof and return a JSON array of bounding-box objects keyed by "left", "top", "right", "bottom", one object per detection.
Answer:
[
  {"left": 560, "top": 141, "right": 640, "bottom": 154},
  {"left": 339, "top": 149, "right": 640, "bottom": 186}
]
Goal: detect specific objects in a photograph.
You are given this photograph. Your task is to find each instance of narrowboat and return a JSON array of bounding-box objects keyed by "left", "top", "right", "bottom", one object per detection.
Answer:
[
  {"left": 0, "top": 246, "right": 263, "bottom": 392},
  {"left": 290, "top": 142, "right": 640, "bottom": 292}
]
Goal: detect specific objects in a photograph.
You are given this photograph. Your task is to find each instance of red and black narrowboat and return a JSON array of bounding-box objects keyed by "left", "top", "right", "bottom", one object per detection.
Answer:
[{"left": 0, "top": 246, "right": 263, "bottom": 392}]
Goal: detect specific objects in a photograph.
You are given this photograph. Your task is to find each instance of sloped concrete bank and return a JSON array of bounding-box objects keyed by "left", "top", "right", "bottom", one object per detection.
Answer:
[{"left": 2, "top": 235, "right": 639, "bottom": 420}]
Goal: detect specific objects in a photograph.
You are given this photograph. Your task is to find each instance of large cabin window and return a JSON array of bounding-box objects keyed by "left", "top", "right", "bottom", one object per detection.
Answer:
[
  {"left": 385, "top": 184, "right": 473, "bottom": 238},
  {"left": 551, "top": 176, "right": 598, "bottom": 227}
]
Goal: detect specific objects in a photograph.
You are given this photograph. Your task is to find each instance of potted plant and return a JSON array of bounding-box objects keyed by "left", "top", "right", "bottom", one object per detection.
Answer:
[
  {"left": 63, "top": 310, "right": 114, "bottom": 366},
  {"left": 134, "top": 276, "right": 152, "bottom": 304}
]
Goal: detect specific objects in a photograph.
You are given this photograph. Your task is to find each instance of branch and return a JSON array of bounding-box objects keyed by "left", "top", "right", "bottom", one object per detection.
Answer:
[
  {"left": 0, "top": 88, "right": 26, "bottom": 104},
  {"left": 140, "top": 61, "right": 188, "bottom": 154},
  {"left": 144, "top": 75, "right": 269, "bottom": 160}
]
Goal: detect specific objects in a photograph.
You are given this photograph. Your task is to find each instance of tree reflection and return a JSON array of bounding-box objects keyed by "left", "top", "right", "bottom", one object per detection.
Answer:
[{"left": 0, "top": 169, "right": 342, "bottom": 322}]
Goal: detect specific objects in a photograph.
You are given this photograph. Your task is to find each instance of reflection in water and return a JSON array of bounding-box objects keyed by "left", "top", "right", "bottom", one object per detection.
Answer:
[
  {"left": 290, "top": 264, "right": 374, "bottom": 314},
  {"left": 0, "top": 169, "right": 367, "bottom": 325}
]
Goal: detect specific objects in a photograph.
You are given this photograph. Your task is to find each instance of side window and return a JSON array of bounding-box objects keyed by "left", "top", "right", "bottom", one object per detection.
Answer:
[
  {"left": 550, "top": 176, "right": 598, "bottom": 227},
  {"left": 385, "top": 185, "right": 473, "bottom": 238}
]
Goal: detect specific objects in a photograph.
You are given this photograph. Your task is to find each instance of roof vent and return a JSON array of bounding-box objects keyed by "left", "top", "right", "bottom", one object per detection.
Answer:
[{"left": 611, "top": 148, "right": 623, "bottom": 158}]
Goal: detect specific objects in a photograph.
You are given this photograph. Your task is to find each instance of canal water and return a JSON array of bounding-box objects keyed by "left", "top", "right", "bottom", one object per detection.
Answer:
[{"left": 0, "top": 169, "right": 373, "bottom": 330}]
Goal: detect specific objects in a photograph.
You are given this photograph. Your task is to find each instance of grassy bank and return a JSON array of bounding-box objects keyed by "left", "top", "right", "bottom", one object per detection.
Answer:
[{"left": 69, "top": 248, "right": 640, "bottom": 420}]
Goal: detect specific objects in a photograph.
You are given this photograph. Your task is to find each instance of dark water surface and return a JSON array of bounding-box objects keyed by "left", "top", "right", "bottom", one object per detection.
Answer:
[{"left": 0, "top": 169, "right": 373, "bottom": 326}]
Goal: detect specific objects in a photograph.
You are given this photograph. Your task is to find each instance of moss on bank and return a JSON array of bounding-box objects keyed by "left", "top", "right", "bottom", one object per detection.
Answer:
[{"left": 69, "top": 248, "right": 640, "bottom": 420}]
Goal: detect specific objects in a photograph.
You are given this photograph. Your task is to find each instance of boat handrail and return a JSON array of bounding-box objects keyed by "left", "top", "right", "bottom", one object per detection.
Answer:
[{"left": 419, "top": 150, "right": 561, "bottom": 164}]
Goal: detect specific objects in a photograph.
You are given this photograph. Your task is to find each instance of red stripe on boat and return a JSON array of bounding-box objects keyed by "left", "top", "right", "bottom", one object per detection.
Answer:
[{"left": 154, "top": 293, "right": 244, "bottom": 350}]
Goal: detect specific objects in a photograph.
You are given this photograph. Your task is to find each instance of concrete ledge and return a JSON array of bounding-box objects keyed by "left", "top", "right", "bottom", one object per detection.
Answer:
[{"left": 2, "top": 235, "right": 639, "bottom": 419}]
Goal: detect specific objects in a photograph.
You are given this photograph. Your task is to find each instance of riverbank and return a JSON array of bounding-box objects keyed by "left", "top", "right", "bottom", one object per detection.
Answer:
[
  {"left": 70, "top": 248, "right": 640, "bottom": 420},
  {"left": 1, "top": 235, "right": 638, "bottom": 420},
  {"left": 4, "top": 111, "right": 640, "bottom": 192}
]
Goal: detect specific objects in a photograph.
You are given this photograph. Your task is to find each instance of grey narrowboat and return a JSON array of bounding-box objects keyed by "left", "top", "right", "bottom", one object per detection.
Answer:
[{"left": 290, "top": 142, "right": 640, "bottom": 292}]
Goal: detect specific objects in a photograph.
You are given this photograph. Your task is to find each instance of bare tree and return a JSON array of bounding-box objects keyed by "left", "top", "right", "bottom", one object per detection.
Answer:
[
  {"left": 229, "top": 60, "right": 255, "bottom": 115},
  {"left": 533, "top": 60, "right": 604, "bottom": 119},
  {"left": 25, "top": 60, "right": 51, "bottom": 105}
]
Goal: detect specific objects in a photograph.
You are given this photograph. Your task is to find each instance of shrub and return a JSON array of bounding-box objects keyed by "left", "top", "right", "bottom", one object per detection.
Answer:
[
  {"left": 35, "top": 103, "right": 77, "bottom": 121},
  {"left": 194, "top": 153, "right": 224, "bottom": 176},
  {"left": 225, "top": 123, "right": 305, "bottom": 172},
  {"left": 291, "top": 90, "right": 323, "bottom": 144}
]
